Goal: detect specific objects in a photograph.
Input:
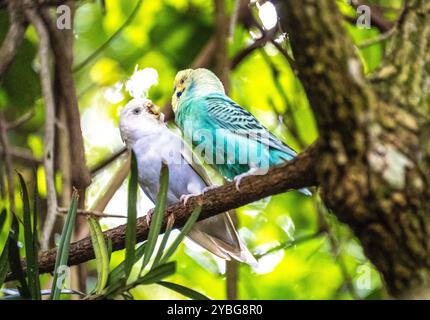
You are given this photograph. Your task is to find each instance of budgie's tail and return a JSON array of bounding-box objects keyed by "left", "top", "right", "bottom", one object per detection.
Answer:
[
  {"left": 188, "top": 212, "right": 258, "bottom": 267},
  {"left": 300, "top": 188, "right": 312, "bottom": 196}
]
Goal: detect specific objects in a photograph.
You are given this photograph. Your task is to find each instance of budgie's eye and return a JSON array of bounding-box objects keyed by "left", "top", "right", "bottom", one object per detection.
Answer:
[{"left": 132, "top": 108, "right": 142, "bottom": 115}]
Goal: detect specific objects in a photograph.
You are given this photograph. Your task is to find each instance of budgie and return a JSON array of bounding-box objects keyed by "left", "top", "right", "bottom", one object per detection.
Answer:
[
  {"left": 119, "top": 98, "right": 256, "bottom": 264},
  {"left": 171, "top": 68, "right": 311, "bottom": 196}
]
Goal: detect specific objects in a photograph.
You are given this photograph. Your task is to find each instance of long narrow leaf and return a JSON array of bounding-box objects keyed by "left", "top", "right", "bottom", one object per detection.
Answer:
[
  {"left": 8, "top": 214, "right": 30, "bottom": 299},
  {"left": 151, "top": 216, "right": 173, "bottom": 268},
  {"left": 50, "top": 191, "right": 79, "bottom": 300},
  {"left": 135, "top": 262, "right": 175, "bottom": 285},
  {"left": 32, "top": 170, "right": 39, "bottom": 258},
  {"left": 88, "top": 217, "right": 109, "bottom": 294},
  {"left": 160, "top": 205, "right": 201, "bottom": 264},
  {"left": 104, "top": 243, "right": 147, "bottom": 298},
  {"left": 18, "top": 173, "right": 40, "bottom": 300},
  {"left": 0, "top": 238, "right": 9, "bottom": 287},
  {"left": 124, "top": 152, "right": 138, "bottom": 278},
  {"left": 142, "top": 162, "right": 169, "bottom": 269},
  {"left": 32, "top": 170, "right": 41, "bottom": 297},
  {"left": 158, "top": 281, "right": 210, "bottom": 300},
  {"left": 0, "top": 208, "right": 8, "bottom": 287},
  {"left": 0, "top": 208, "right": 7, "bottom": 232},
  {"left": 107, "top": 242, "right": 146, "bottom": 287}
]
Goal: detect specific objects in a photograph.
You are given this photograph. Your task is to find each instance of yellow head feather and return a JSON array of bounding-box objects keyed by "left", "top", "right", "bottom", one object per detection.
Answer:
[
  {"left": 172, "top": 69, "right": 193, "bottom": 113},
  {"left": 171, "top": 68, "right": 225, "bottom": 113}
]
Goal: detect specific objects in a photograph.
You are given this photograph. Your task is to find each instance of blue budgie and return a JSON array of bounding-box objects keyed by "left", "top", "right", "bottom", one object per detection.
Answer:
[
  {"left": 171, "top": 68, "right": 311, "bottom": 196},
  {"left": 119, "top": 98, "right": 256, "bottom": 264}
]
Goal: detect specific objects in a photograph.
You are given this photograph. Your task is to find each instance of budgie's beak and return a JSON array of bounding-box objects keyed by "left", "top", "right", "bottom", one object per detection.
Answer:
[
  {"left": 149, "top": 103, "right": 160, "bottom": 116},
  {"left": 146, "top": 101, "right": 164, "bottom": 121}
]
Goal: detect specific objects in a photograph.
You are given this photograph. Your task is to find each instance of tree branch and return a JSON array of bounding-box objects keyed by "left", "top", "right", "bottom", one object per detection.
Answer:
[
  {"left": 0, "top": 145, "right": 42, "bottom": 166},
  {"left": 0, "top": 0, "right": 27, "bottom": 81},
  {"left": 25, "top": 9, "right": 59, "bottom": 251},
  {"left": 371, "top": 1, "right": 430, "bottom": 116},
  {"left": 90, "top": 146, "right": 128, "bottom": 176},
  {"left": 40, "top": 8, "right": 91, "bottom": 189},
  {"left": 7, "top": 142, "right": 319, "bottom": 280},
  {"left": 0, "top": 115, "right": 15, "bottom": 213}
]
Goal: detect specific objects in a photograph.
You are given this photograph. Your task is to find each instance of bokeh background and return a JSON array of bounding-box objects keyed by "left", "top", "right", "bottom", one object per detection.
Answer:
[{"left": 0, "top": 0, "right": 404, "bottom": 299}]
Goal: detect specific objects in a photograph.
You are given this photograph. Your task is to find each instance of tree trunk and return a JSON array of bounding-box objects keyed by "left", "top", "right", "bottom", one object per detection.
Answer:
[{"left": 277, "top": 0, "right": 430, "bottom": 298}]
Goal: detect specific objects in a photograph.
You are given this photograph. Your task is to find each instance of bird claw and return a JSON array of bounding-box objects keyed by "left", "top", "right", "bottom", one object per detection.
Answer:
[
  {"left": 145, "top": 211, "right": 152, "bottom": 226},
  {"left": 202, "top": 185, "right": 219, "bottom": 194},
  {"left": 180, "top": 192, "right": 201, "bottom": 206},
  {"left": 233, "top": 174, "right": 246, "bottom": 192},
  {"left": 233, "top": 167, "right": 267, "bottom": 192}
]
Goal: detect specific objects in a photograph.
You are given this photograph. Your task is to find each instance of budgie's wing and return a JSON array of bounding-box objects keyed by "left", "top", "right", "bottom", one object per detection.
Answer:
[
  {"left": 203, "top": 93, "right": 297, "bottom": 158},
  {"left": 179, "top": 137, "right": 214, "bottom": 186},
  {"left": 179, "top": 143, "right": 257, "bottom": 265},
  {"left": 138, "top": 182, "right": 156, "bottom": 203},
  {"left": 202, "top": 94, "right": 312, "bottom": 196}
]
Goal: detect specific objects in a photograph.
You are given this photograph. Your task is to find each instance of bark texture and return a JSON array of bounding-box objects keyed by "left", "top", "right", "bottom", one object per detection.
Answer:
[{"left": 277, "top": 0, "right": 430, "bottom": 298}]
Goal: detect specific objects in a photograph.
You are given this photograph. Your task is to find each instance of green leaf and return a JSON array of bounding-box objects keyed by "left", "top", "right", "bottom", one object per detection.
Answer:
[
  {"left": 160, "top": 205, "right": 201, "bottom": 264},
  {"left": 17, "top": 173, "right": 40, "bottom": 300},
  {"left": 8, "top": 214, "right": 30, "bottom": 299},
  {"left": 124, "top": 152, "right": 138, "bottom": 278},
  {"left": 152, "top": 216, "right": 173, "bottom": 268},
  {"left": 0, "top": 208, "right": 9, "bottom": 287},
  {"left": 32, "top": 170, "right": 39, "bottom": 256},
  {"left": 142, "top": 162, "right": 169, "bottom": 270},
  {"left": 0, "top": 237, "right": 9, "bottom": 287},
  {"left": 135, "top": 262, "right": 176, "bottom": 285},
  {"left": 158, "top": 281, "right": 210, "bottom": 300},
  {"left": 107, "top": 242, "right": 146, "bottom": 287},
  {"left": 88, "top": 217, "right": 110, "bottom": 294},
  {"left": 0, "top": 208, "right": 7, "bottom": 232},
  {"left": 50, "top": 191, "right": 79, "bottom": 300}
]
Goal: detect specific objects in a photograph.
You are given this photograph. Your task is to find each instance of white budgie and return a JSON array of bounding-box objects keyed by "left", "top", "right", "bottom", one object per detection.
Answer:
[{"left": 119, "top": 98, "right": 256, "bottom": 265}]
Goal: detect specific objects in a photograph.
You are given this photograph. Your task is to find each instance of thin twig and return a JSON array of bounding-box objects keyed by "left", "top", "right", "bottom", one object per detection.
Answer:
[
  {"left": 90, "top": 146, "right": 128, "bottom": 176},
  {"left": 0, "top": 145, "right": 41, "bottom": 166},
  {"left": 350, "top": 0, "right": 394, "bottom": 33},
  {"left": 91, "top": 154, "right": 131, "bottom": 213},
  {"left": 26, "top": 9, "right": 58, "bottom": 251},
  {"left": 270, "top": 40, "right": 299, "bottom": 75},
  {"left": 58, "top": 208, "right": 126, "bottom": 219},
  {"left": 0, "top": 0, "right": 27, "bottom": 81},
  {"left": 40, "top": 7, "right": 91, "bottom": 189},
  {"left": 0, "top": 114, "right": 15, "bottom": 213},
  {"left": 253, "top": 231, "right": 325, "bottom": 259},
  {"left": 6, "top": 109, "right": 35, "bottom": 130},
  {"left": 357, "top": 28, "right": 395, "bottom": 48},
  {"left": 72, "top": 0, "right": 144, "bottom": 73}
]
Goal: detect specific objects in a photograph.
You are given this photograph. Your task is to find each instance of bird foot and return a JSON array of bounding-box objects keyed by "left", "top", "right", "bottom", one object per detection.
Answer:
[
  {"left": 145, "top": 211, "right": 152, "bottom": 226},
  {"left": 180, "top": 192, "right": 201, "bottom": 206},
  {"left": 234, "top": 167, "right": 267, "bottom": 191},
  {"left": 202, "top": 185, "right": 220, "bottom": 194}
]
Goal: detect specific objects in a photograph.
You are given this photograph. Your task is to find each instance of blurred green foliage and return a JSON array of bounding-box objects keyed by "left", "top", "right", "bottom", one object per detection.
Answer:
[{"left": 0, "top": 0, "right": 402, "bottom": 299}]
